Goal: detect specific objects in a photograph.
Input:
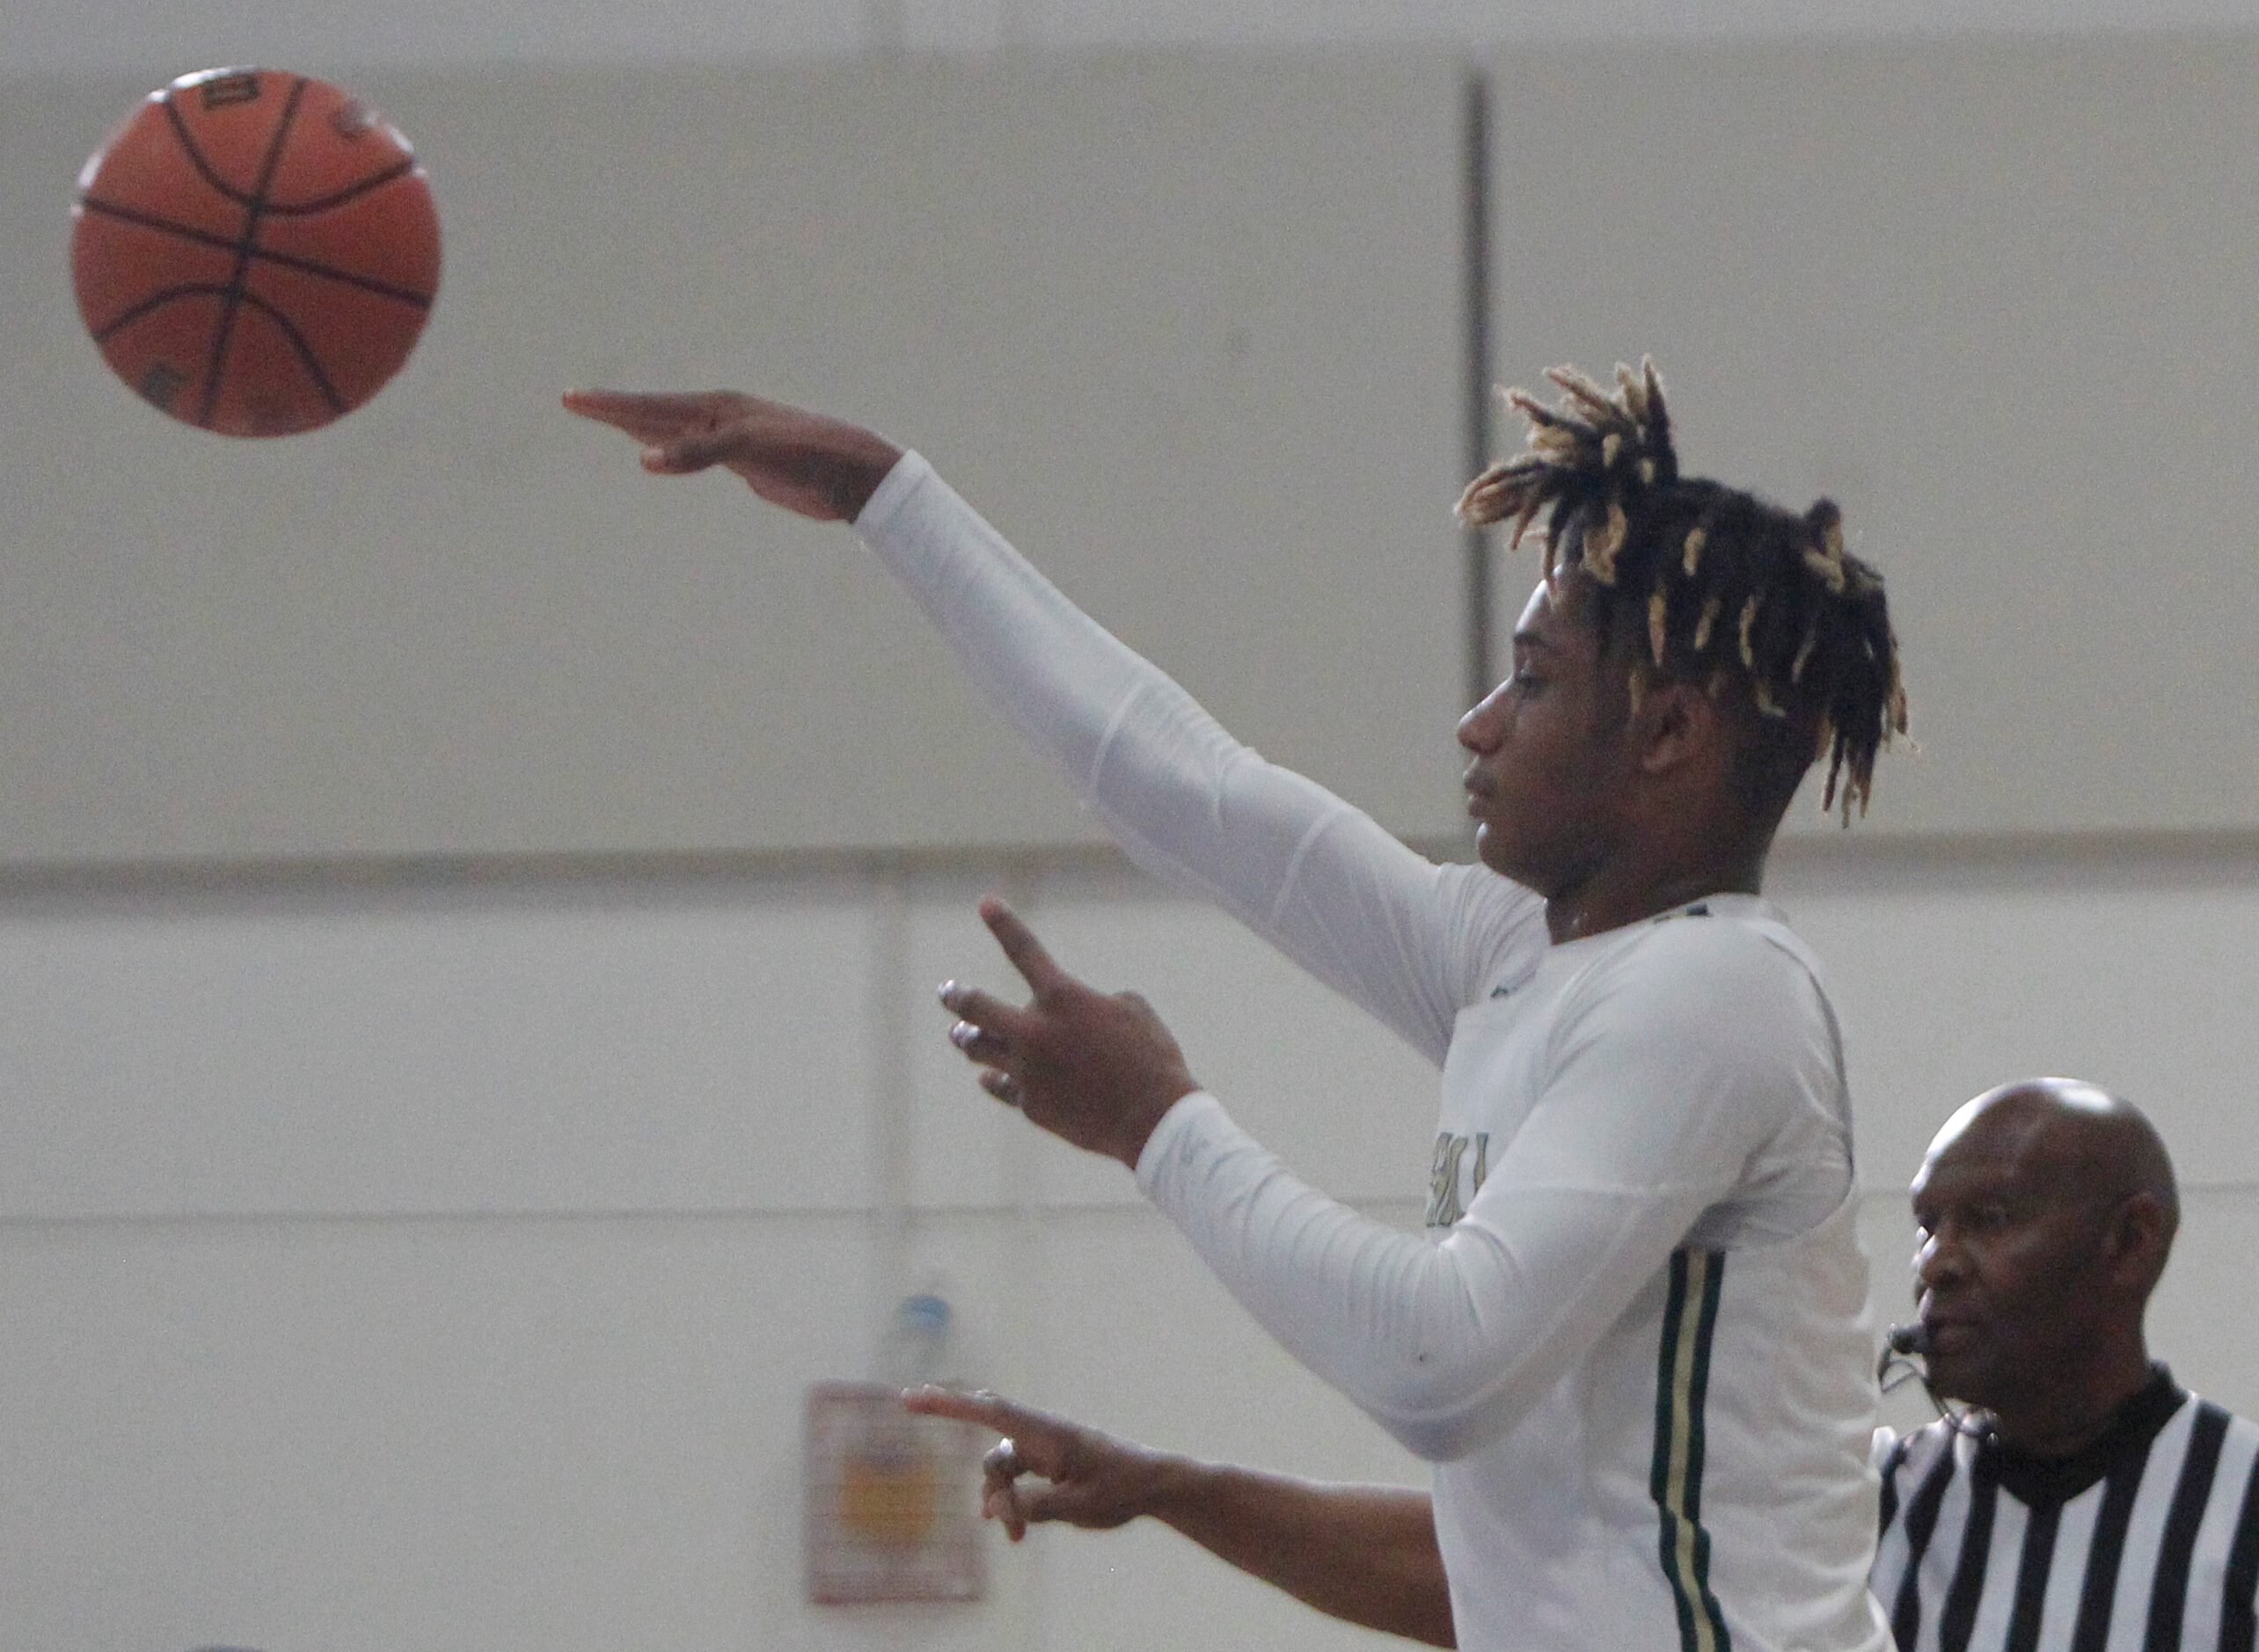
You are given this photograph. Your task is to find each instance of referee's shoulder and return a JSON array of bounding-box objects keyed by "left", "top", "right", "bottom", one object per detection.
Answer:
[
  {"left": 2191, "top": 1385, "right": 2259, "bottom": 1423},
  {"left": 2189, "top": 1386, "right": 2259, "bottom": 1453}
]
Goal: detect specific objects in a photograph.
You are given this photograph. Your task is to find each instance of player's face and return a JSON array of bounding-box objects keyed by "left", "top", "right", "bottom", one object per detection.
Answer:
[
  {"left": 1456, "top": 577, "right": 1636, "bottom": 895},
  {"left": 1907, "top": 1109, "right": 2116, "bottom": 1411}
]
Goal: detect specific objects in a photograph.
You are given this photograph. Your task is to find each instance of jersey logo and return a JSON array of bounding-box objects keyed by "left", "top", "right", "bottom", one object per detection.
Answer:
[{"left": 1424, "top": 1130, "right": 1489, "bottom": 1227}]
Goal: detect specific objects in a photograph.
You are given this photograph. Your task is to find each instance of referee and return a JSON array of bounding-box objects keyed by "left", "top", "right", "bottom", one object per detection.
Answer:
[{"left": 1876, "top": 1077, "right": 2259, "bottom": 1652}]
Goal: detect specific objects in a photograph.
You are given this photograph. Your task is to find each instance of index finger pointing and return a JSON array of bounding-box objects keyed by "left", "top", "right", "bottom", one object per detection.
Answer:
[
  {"left": 978, "top": 898, "right": 1066, "bottom": 996},
  {"left": 903, "top": 1385, "right": 1035, "bottom": 1436},
  {"left": 560, "top": 388, "right": 705, "bottom": 442}
]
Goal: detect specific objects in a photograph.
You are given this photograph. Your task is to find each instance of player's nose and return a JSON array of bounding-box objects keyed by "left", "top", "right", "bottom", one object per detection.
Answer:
[{"left": 1458, "top": 683, "right": 1511, "bottom": 753}]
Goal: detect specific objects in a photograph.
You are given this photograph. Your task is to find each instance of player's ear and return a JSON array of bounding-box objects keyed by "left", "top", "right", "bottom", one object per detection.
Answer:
[{"left": 1633, "top": 678, "right": 1717, "bottom": 777}]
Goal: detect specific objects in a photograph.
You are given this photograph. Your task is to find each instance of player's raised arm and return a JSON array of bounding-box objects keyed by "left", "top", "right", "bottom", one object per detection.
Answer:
[
  {"left": 903, "top": 1385, "right": 1454, "bottom": 1648},
  {"left": 567, "top": 384, "right": 1527, "bottom": 1065}
]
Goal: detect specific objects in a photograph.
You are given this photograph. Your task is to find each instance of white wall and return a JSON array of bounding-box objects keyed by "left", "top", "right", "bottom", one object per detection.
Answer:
[
  {"left": 2, "top": 58, "right": 1468, "bottom": 864},
  {"left": 6, "top": 849, "right": 2257, "bottom": 1651}
]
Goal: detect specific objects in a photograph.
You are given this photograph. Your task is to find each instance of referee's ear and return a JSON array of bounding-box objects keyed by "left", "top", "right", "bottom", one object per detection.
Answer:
[{"left": 2100, "top": 1190, "right": 2175, "bottom": 1301}]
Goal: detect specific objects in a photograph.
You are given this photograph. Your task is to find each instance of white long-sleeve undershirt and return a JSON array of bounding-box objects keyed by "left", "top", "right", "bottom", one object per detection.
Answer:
[
  {"left": 852, "top": 451, "right": 1848, "bottom": 1463},
  {"left": 854, "top": 450, "right": 1538, "bottom": 1067},
  {"left": 1133, "top": 911, "right": 1846, "bottom": 1460}
]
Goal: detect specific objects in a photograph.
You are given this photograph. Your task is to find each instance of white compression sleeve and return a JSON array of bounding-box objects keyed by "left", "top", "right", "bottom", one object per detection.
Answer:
[
  {"left": 853, "top": 451, "right": 1540, "bottom": 1064},
  {"left": 1134, "top": 921, "right": 1830, "bottom": 1462}
]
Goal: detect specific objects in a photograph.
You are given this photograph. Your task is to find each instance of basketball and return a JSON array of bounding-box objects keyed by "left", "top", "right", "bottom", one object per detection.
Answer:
[{"left": 69, "top": 67, "right": 442, "bottom": 437}]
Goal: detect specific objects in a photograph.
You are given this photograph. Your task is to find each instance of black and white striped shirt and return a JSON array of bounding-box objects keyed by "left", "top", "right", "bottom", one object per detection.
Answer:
[{"left": 1872, "top": 1368, "right": 2259, "bottom": 1652}]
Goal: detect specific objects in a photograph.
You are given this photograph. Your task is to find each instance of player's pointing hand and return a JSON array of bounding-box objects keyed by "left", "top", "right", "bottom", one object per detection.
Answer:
[
  {"left": 939, "top": 897, "right": 1200, "bottom": 1169},
  {"left": 562, "top": 387, "right": 903, "bottom": 522},
  {"left": 901, "top": 1386, "right": 1166, "bottom": 1541}
]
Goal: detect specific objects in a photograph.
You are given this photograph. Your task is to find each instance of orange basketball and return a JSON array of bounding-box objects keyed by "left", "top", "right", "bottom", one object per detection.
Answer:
[{"left": 69, "top": 67, "right": 442, "bottom": 437}]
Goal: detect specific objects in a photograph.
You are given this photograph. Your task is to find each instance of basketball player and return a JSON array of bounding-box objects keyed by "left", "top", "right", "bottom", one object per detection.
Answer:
[{"left": 565, "top": 361, "right": 1908, "bottom": 1652}]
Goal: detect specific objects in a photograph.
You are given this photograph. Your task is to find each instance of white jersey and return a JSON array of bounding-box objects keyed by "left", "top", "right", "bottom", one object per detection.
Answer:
[{"left": 854, "top": 452, "right": 1890, "bottom": 1652}]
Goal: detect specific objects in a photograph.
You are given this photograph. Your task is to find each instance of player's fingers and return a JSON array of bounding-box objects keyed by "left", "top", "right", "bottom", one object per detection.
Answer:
[
  {"left": 903, "top": 1386, "right": 1042, "bottom": 1448},
  {"left": 947, "top": 1020, "right": 1011, "bottom": 1064},
  {"left": 642, "top": 426, "right": 746, "bottom": 474},
  {"left": 938, "top": 982, "right": 1034, "bottom": 1042},
  {"left": 899, "top": 1392, "right": 1048, "bottom": 1464},
  {"left": 977, "top": 1439, "right": 1035, "bottom": 1540},
  {"left": 980, "top": 1069, "right": 1022, "bottom": 1107},
  {"left": 987, "top": 1436, "right": 1027, "bottom": 1483},
  {"left": 903, "top": 1387, "right": 1071, "bottom": 1463},
  {"left": 989, "top": 1479, "right": 1030, "bottom": 1541},
  {"left": 978, "top": 898, "right": 1069, "bottom": 997},
  {"left": 559, "top": 388, "right": 705, "bottom": 442},
  {"left": 1013, "top": 1480, "right": 1086, "bottom": 1530}
]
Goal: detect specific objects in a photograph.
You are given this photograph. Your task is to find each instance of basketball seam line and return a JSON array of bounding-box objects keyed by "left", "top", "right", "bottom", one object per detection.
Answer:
[
  {"left": 257, "top": 157, "right": 423, "bottom": 217},
  {"left": 157, "top": 91, "right": 420, "bottom": 216},
  {"left": 159, "top": 95, "right": 260, "bottom": 212},
  {"left": 90, "top": 282, "right": 348, "bottom": 413},
  {"left": 76, "top": 194, "right": 435, "bottom": 310},
  {"left": 201, "top": 76, "right": 340, "bottom": 425},
  {"left": 89, "top": 281, "right": 233, "bottom": 345},
  {"left": 228, "top": 289, "right": 349, "bottom": 413}
]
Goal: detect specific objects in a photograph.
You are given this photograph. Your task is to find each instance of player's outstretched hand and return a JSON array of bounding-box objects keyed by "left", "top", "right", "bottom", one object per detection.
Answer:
[
  {"left": 903, "top": 1385, "right": 1166, "bottom": 1542},
  {"left": 940, "top": 897, "right": 1200, "bottom": 1169},
  {"left": 562, "top": 388, "right": 903, "bottom": 522}
]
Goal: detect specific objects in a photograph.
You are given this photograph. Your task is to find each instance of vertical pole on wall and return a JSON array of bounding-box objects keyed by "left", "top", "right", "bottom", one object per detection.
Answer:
[
  {"left": 1461, "top": 69, "right": 1496, "bottom": 718},
  {"left": 870, "top": 861, "right": 915, "bottom": 1307},
  {"left": 996, "top": 853, "right": 1051, "bottom": 1652}
]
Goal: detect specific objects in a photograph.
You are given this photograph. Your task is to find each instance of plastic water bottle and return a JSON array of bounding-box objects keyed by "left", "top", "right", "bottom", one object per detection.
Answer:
[{"left": 882, "top": 1291, "right": 952, "bottom": 1388}]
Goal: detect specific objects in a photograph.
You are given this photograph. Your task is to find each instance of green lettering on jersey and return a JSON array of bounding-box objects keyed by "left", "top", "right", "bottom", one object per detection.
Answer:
[{"left": 1424, "top": 1131, "right": 1489, "bottom": 1227}]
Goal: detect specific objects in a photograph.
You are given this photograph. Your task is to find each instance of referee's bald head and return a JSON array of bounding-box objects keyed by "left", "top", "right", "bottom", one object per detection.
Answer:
[
  {"left": 1910, "top": 1078, "right": 2181, "bottom": 1429},
  {"left": 1929, "top": 1078, "right": 2180, "bottom": 1258}
]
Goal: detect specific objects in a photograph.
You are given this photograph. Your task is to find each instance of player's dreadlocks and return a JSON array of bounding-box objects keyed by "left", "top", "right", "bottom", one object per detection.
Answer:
[{"left": 1456, "top": 360, "right": 1907, "bottom": 823}]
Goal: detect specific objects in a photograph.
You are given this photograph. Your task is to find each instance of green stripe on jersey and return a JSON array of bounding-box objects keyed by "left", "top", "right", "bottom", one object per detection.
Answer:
[{"left": 1651, "top": 1248, "right": 1732, "bottom": 1652}]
